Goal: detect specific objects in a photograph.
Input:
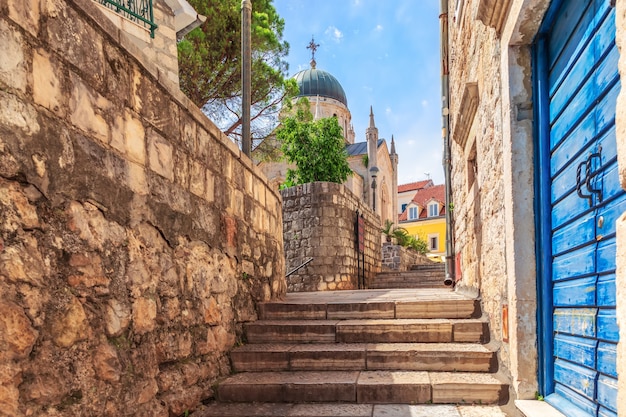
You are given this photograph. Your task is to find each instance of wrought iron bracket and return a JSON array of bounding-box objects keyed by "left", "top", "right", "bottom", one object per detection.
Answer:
[{"left": 576, "top": 149, "right": 603, "bottom": 207}]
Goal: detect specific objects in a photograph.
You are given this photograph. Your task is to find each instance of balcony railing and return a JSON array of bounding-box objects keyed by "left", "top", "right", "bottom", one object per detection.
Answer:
[{"left": 97, "top": 0, "right": 158, "bottom": 38}]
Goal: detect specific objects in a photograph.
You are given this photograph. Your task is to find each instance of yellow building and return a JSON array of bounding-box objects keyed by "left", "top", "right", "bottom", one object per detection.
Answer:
[{"left": 398, "top": 183, "right": 446, "bottom": 261}]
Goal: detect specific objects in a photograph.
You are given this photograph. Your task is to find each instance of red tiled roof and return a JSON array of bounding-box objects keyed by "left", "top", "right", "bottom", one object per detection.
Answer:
[
  {"left": 411, "top": 184, "right": 446, "bottom": 207},
  {"left": 398, "top": 184, "right": 446, "bottom": 221},
  {"left": 397, "top": 180, "right": 433, "bottom": 193}
]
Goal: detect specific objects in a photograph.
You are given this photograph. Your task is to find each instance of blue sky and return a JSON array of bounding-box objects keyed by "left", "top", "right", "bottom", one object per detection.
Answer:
[{"left": 273, "top": 0, "right": 444, "bottom": 185}]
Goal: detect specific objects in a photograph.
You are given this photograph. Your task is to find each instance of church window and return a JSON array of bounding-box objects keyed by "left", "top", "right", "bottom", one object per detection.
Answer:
[
  {"left": 408, "top": 206, "right": 418, "bottom": 220},
  {"left": 428, "top": 203, "right": 439, "bottom": 217}
]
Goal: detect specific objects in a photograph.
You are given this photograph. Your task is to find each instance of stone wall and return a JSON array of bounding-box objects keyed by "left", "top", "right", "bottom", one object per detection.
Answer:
[
  {"left": 381, "top": 242, "right": 431, "bottom": 271},
  {"left": 0, "top": 0, "right": 285, "bottom": 416},
  {"left": 448, "top": 0, "right": 510, "bottom": 385},
  {"left": 448, "top": 0, "right": 626, "bottom": 408},
  {"left": 281, "top": 182, "right": 381, "bottom": 292}
]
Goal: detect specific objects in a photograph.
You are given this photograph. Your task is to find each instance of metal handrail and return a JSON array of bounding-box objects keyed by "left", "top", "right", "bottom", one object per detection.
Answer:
[
  {"left": 286, "top": 257, "right": 314, "bottom": 277},
  {"left": 97, "top": 0, "right": 158, "bottom": 38}
]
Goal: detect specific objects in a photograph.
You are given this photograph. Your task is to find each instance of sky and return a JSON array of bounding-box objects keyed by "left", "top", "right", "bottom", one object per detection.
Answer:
[{"left": 273, "top": 0, "right": 444, "bottom": 186}]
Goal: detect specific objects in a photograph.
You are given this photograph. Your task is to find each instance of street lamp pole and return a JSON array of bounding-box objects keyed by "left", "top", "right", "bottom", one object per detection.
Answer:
[
  {"left": 241, "top": 0, "right": 252, "bottom": 157},
  {"left": 370, "top": 166, "right": 379, "bottom": 213}
]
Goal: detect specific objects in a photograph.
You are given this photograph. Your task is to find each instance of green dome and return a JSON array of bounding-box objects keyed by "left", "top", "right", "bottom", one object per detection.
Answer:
[{"left": 293, "top": 67, "right": 348, "bottom": 107}]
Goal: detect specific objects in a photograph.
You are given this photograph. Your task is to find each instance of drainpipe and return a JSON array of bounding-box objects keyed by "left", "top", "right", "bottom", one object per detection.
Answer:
[{"left": 440, "top": 0, "right": 455, "bottom": 286}]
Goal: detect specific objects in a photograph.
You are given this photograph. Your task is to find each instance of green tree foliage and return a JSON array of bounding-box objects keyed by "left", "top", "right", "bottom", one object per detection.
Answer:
[
  {"left": 277, "top": 98, "right": 352, "bottom": 187},
  {"left": 178, "top": 0, "right": 298, "bottom": 147}
]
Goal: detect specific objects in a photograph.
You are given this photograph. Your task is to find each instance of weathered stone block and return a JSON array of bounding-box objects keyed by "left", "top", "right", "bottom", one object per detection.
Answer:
[
  {"left": 147, "top": 129, "right": 173, "bottom": 181},
  {"left": 70, "top": 75, "right": 110, "bottom": 144},
  {"left": 189, "top": 159, "right": 205, "bottom": 197},
  {"left": 51, "top": 295, "right": 89, "bottom": 348},
  {"left": 132, "top": 296, "right": 157, "bottom": 335},
  {"left": 0, "top": 300, "right": 38, "bottom": 361},
  {"left": 93, "top": 342, "right": 121, "bottom": 382},
  {"left": 105, "top": 299, "right": 131, "bottom": 337},
  {"left": 46, "top": 0, "right": 104, "bottom": 90},
  {"left": 0, "top": 20, "right": 27, "bottom": 93},
  {"left": 0, "top": 90, "right": 40, "bottom": 136}
]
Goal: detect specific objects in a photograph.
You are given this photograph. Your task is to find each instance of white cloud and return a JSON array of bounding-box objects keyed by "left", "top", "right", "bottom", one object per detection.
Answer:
[
  {"left": 352, "top": 0, "right": 361, "bottom": 5},
  {"left": 385, "top": 107, "right": 392, "bottom": 115},
  {"left": 421, "top": 100, "right": 429, "bottom": 108},
  {"left": 325, "top": 26, "right": 344, "bottom": 43},
  {"left": 375, "top": 24, "right": 384, "bottom": 32}
]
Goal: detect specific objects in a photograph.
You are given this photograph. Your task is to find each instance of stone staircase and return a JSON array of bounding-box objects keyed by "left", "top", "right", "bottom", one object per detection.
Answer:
[
  {"left": 195, "top": 289, "right": 509, "bottom": 417},
  {"left": 369, "top": 263, "right": 447, "bottom": 289}
]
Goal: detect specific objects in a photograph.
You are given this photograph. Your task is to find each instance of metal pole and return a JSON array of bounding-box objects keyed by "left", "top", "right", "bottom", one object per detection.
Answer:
[
  {"left": 241, "top": 0, "right": 252, "bottom": 157},
  {"left": 440, "top": 0, "right": 455, "bottom": 286}
]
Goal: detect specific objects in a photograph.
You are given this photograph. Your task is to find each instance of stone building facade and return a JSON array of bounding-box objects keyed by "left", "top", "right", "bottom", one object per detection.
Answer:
[
  {"left": 447, "top": 0, "right": 626, "bottom": 416},
  {"left": 281, "top": 182, "right": 381, "bottom": 292},
  {"left": 0, "top": 0, "right": 284, "bottom": 415}
]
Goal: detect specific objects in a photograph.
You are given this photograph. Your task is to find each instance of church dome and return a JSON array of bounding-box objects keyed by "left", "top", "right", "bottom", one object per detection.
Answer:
[{"left": 293, "top": 67, "right": 348, "bottom": 107}]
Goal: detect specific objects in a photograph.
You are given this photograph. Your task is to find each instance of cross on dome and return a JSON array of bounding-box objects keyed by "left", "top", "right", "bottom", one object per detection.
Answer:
[{"left": 307, "top": 36, "right": 320, "bottom": 68}]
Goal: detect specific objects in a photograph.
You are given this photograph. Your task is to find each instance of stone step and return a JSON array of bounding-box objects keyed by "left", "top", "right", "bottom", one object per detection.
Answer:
[
  {"left": 217, "top": 371, "right": 508, "bottom": 405},
  {"left": 368, "top": 281, "right": 448, "bottom": 290},
  {"left": 244, "top": 319, "right": 488, "bottom": 344},
  {"left": 230, "top": 342, "right": 496, "bottom": 373},
  {"left": 370, "top": 271, "right": 447, "bottom": 289},
  {"left": 375, "top": 272, "right": 444, "bottom": 280},
  {"left": 411, "top": 264, "right": 446, "bottom": 271},
  {"left": 194, "top": 403, "right": 510, "bottom": 417},
  {"left": 259, "top": 294, "right": 478, "bottom": 320}
]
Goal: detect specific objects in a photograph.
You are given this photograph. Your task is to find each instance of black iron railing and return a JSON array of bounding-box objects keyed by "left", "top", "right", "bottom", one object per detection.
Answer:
[{"left": 97, "top": 0, "right": 157, "bottom": 38}]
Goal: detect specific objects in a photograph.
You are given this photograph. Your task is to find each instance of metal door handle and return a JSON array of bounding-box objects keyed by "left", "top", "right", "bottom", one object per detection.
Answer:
[{"left": 576, "top": 151, "right": 603, "bottom": 207}]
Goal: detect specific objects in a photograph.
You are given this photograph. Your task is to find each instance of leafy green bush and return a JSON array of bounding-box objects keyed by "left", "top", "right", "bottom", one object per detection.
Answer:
[{"left": 381, "top": 222, "right": 429, "bottom": 255}]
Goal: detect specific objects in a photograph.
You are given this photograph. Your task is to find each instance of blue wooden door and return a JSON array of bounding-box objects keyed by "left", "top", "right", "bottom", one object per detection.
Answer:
[{"left": 534, "top": 0, "right": 622, "bottom": 416}]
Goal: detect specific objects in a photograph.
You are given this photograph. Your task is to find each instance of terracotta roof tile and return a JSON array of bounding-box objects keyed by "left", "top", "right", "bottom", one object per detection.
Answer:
[
  {"left": 397, "top": 180, "right": 434, "bottom": 193},
  {"left": 410, "top": 184, "right": 446, "bottom": 206}
]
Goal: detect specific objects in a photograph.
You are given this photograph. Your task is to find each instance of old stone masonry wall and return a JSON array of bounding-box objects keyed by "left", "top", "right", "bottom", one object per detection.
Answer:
[
  {"left": 0, "top": 0, "right": 285, "bottom": 416},
  {"left": 281, "top": 182, "right": 381, "bottom": 292}
]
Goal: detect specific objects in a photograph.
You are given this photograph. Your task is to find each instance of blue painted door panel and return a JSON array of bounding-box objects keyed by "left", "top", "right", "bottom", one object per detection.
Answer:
[
  {"left": 550, "top": 49, "right": 619, "bottom": 152},
  {"left": 597, "top": 341, "right": 617, "bottom": 377},
  {"left": 597, "top": 274, "right": 616, "bottom": 307},
  {"left": 597, "top": 309, "right": 618, "bottom": 342},
  {"left": 554, "top": 333, "right": 596, "bottom": 368},
  {"left": 551, "top": 126, "right": 616, "bottom": 204},
  {"left": 550, "top": 20, "right": 617, "bottom": 123},
  {"left": 535, "top": 1, "right": 622, "bottom": 416},
  {"left": 552, "top": 244, "right": 596, "bottom": 279},
  {"left": 596, "top": 375, "right": 617, "bottom": 413},
  {"left": 550, "top": 85, "right": 618, "bottom": 171},
  {"left": 547, "top": 0, "right": 595, "bottom": 72},
  {"left": 553, "top": 385, "right": 596, "bottom": 417},
  {"left": 553, "top": 276, "right": 596, "bottom": 306},
  {"left": 551, "top": 212, "right": 594, "bottom": 255},
  {"left": 554, "top": 359, "right": 596, "bottom": 398},
  {"left": 553, "top": 308, "right": 596, "bottom": 337}
]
